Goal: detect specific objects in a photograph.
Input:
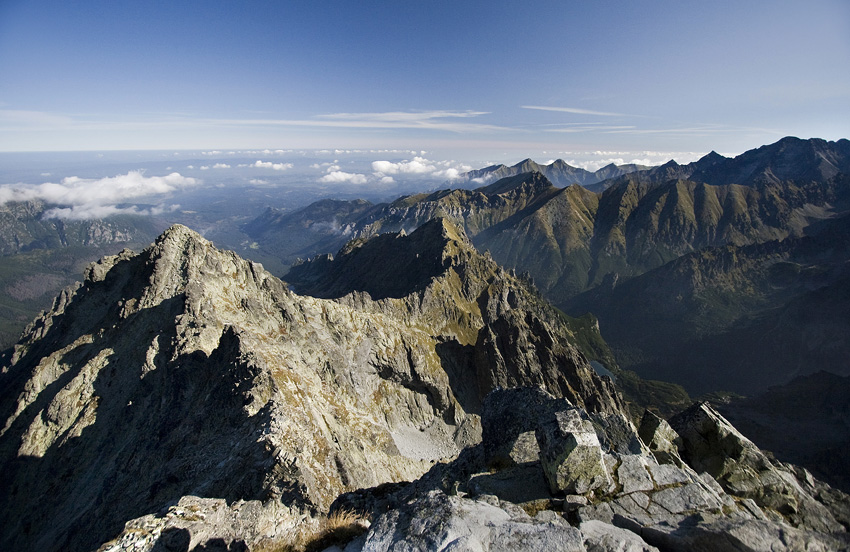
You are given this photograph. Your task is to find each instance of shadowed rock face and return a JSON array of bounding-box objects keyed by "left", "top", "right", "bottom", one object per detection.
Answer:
[
  {"left": 670, "top": 402, "right": 846, "bottom": 534},
  {"left": 0, "top": 222, "right": 624, "bottom": 552}
]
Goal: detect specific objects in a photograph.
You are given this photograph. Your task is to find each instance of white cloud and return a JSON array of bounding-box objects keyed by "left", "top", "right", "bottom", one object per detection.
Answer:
[
  {"left": 370, "top": 157, "right": 471, "bottom": 181},
  {"left": 434, "top": 168, "right": 462, "bottom": 179},
  {"left": 249, "top": 178, "right": 270, "bottom": 185},
  {"left": 372, "top": 157, "right": 436, "bottom": 175},
  {"left": 0, "top": 171, "right": 199, "bottom": 220},
  {"left": 212, "top": 163, "right": 230, "bottom": 169},
  {"left": 319, "top": 171, "right": 367, "bottom": 185},
  {"left": 379, "top": 176, "right": 395, "bottom": 184},
  {"left": 251, "top": 160, "right": 294, "bottom": 171},
  {"left": 521, "top": 105, "right": 626, "bottom": 117},
  {"left": 310, "top": 160, "right": 340, "bottom": 170},
  {"left": 42, "top": 204, "right": 179, "bottom": 221}
]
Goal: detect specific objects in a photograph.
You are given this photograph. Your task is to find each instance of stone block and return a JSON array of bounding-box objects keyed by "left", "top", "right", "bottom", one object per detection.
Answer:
[{"left": 536, "top": 409, "right": 611, "bottom": 495}]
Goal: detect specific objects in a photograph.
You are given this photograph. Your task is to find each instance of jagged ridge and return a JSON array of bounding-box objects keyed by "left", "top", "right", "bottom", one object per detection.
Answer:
[{"left": 0, "top": 222, "right": 624, "bottom": 552}]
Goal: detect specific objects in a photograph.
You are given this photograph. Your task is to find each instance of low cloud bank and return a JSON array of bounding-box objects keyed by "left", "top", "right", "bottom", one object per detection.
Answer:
[
  {"left": 371, "top": 157, "right": 471, "bottom": 181},
  {"left": 0, "top": 171, "right": 198, "bottom": 220}
]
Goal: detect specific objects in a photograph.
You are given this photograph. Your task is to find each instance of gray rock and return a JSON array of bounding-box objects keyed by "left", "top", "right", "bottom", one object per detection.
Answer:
[
  {"left": 361, "top": 490, "right": 584, "bottom": 552},
  {"left": 466, "top": 464, "right": 551, "bottom": 504},
  {"left": 592, "top": 411, "right": 648, "bottom": 455},
  {"left": 537, "top": 408, "right": 612, "bottom": 495},
  {"left": 480, "top": 387, "right": 564, "bottom": 468},
  {"left": 646, "top": 462, "right": 690, "bottom": 488},
  {"left": 580, "top": 520, "right": 659, "bottom": 552},
  {"left": 96, "top": 496, "right": 300, "bottom": 552},
  {"left": 640, "top": 517, "right": 847, "bottom": 552},
  {"left": 638, "top": 410, "right": 683, "bottom": 467},
  {"left": 617, "top": 455, "right": 655, "bottom": 494},
  {"left": 651, "top": 482, "right": 724, "bottom": 515},
  {"left": 670, "top": 402, "right": 845, "bottom": 533}
]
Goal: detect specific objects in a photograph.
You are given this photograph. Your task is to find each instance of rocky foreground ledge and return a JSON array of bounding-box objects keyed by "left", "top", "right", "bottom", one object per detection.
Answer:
[{"left": 102, "top": 388, "right": 850, "bottom": 551}]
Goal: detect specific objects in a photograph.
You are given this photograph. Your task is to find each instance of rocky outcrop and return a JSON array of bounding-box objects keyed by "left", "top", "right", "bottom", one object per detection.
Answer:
[
  {"left": 0, "top": 222, "right": 625, "bottom": 552},
  {"left": 97, "top": 496, "right": 301, "bottom": 552},
  {"left": 324, "top": 388, "right": 850, "bottom": 552},
  {"left": 361, "top": 490, "right": 585, "bottom": 552},
  {"left": 670, "top": 402, "right": 845, "bottom": 533}
]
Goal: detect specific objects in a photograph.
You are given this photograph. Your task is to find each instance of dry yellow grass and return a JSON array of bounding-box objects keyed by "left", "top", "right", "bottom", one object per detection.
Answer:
[{"left": 253, "top": 509, "right": 370, "bottom": 552}]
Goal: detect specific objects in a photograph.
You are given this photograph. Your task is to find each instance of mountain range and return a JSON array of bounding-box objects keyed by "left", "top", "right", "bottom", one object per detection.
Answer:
[
  {"left": 0, "top": 220, "right": 623, "bottom": 551},
  {"left": 241, "top": 136, "right": 850, "bottom": 497},
  {"left": 454, "top": 157, "right": 650, "bottom": 188},
  {"left": 2, "top": 136, "right": 850, "bottom": 550},
  {"left": 2, "top": 220, "right": 849, "bottom": 551},
  {"left": 246, "top": 137, "right": 850, "bottom": 394}
]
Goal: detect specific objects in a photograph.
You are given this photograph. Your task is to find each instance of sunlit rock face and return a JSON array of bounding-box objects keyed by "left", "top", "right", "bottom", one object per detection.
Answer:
[{"left": 0, "top": 220, "right": 623, "bottom": 552}]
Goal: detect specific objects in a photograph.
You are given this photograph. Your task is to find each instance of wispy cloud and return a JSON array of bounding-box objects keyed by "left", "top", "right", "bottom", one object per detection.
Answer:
[
  {"left": 0, "top": 171, "right": 198, "bottom": 220},
  {"left": 603, "top": 123, "right": 779, "bottom": 136},
  {"left": 0, "top": 109, "right": 75, "bottom": 129},
  {"left": 544, "top": 125, "right": 636, "bottom": 133},
  {"left": 318, "top": 110, "right": 489, "bottom": 122},
  {"left": 521, "top": 105, "right": 626, "bottom": 117},
  {"left": 0, "top": 109, "right": 509, "bottom": 135}
]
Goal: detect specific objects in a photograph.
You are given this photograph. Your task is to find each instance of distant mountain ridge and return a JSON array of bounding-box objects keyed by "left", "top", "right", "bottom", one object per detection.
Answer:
[
  {"left": 456, "top": 157, "right": 649, "bottom": 188},
  {"left": 587, "top": 136, "right": 850, "bottom": 192},
  {"left": 0, "top": 200, "right": 163, "bottom": 348},
  {"left": 241, "top": 137, "right": 850, "bottom": 399},
  {"left": 0, "top": 199, "right": 160, "bottom": 255}
]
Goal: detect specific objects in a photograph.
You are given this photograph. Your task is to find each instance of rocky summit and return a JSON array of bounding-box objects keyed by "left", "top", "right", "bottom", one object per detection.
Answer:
[{"left": 0, "top": 220, "right": 622, "bottom": 551}]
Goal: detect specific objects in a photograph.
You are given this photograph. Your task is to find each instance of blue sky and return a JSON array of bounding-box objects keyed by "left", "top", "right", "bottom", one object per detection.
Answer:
[{"left": 1, "top": 0, "right": 848, "bottom": 160}]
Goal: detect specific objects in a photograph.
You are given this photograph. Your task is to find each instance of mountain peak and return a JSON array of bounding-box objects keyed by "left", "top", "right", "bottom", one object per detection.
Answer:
[
  {"left": 479, "top": 170, "right": 555, "bottom": 196},
  {"left": 700, "top": 150, "right": 726, "bottom": 161},
  {"left": 286, "top": 217, "right": 474, "bottom": 300}
]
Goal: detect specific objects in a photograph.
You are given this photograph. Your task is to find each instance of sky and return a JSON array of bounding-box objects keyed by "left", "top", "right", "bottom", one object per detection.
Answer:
[{"left": 1, "top": 0, "right": 849, "bottom": 162}]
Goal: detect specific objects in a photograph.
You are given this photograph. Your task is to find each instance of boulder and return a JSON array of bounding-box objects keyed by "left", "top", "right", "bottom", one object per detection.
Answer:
[
  {"left": 536, "top": 408, "right": 612, "bottom": 495},
  {"left": 480, "top": 387, "right": 565, "bottom": 468}
]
